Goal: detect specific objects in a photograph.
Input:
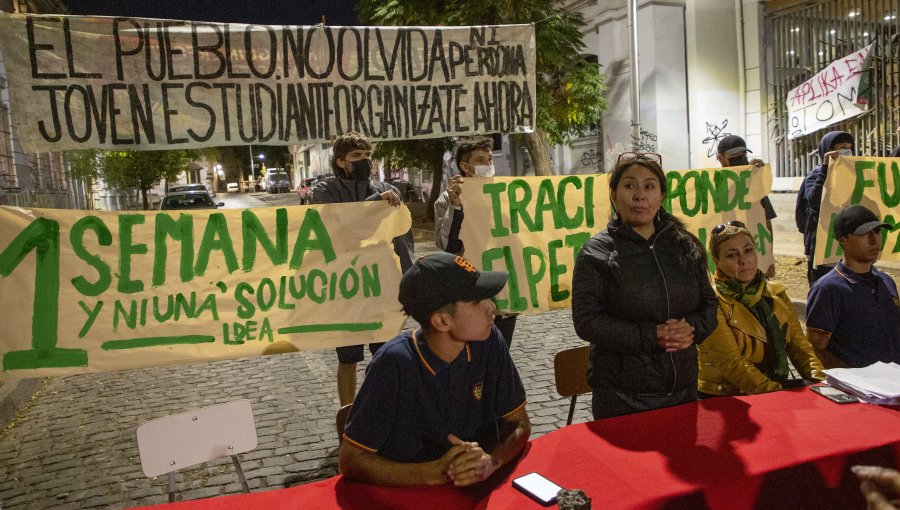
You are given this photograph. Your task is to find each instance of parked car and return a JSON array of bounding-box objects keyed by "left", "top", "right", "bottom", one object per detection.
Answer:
[
  {"left": 266, "top": 170, "right": 291, "bottom": 194},
  {"left": 169, "top": 183, "right": 215, "bottom": 199},
  {"left": 226, "top": 182, "right": 240, "bottom": 193},
  {"left": 160, "top": 191, "right": 224, "bottom": 210},
  {"left": 297, "top": 175, "right": 333, "bottom": 204}
]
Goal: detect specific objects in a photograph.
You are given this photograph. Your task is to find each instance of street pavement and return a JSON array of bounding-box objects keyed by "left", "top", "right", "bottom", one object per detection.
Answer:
[{"left": 0, "top": 191, "right": 893, "bottom": 509}]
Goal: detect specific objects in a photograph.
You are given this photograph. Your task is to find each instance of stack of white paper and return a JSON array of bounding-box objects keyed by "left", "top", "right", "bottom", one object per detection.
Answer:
[{"left": 824, "top": 362, "right": 900, "bottom": 405}]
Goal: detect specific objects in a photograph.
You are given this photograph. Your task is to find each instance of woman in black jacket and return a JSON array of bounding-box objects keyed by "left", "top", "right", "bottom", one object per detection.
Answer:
[{"left": 572, "top": 154, "right": 718, "bottom": 419}]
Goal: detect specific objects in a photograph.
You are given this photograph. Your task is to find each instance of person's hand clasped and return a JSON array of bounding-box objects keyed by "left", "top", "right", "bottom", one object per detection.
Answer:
[
  {"left": 853, "top": 465, "right": 900, "bottom": 509},
  {"left": 447, "top": 175, "right": 464, "bottom": 207},
  {"left": 380, "top": 189, "right": 401, "bottom": 207},
  {"left": 656, "top": 319, "right": 695, "bottom": 352},
  {"left": 444, "top": 434, "right": 496, "bottom": 487}
]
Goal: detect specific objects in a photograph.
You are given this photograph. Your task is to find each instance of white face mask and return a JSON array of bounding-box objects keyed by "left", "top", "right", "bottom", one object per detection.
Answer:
[
  {"left": 838, "top": 148, "right": 853, "bottom": 157},
  {"left": 473, "top": 164, "right": 495, "bottom": 177}
]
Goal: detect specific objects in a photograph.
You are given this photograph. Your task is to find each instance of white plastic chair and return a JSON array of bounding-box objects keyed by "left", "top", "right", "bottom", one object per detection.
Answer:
[{"left": 136, "top": 399, "right": 258, "bottom": 502}]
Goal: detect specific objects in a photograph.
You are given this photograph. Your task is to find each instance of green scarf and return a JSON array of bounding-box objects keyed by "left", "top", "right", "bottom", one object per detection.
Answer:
[{"left": 715, "top": 270, "right": 790, "bottom": 382}]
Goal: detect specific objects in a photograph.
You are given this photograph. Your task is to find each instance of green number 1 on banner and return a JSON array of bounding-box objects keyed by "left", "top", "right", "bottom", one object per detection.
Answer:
[{"left": 1, "top": 218, "right": 87, "bottom": 370}]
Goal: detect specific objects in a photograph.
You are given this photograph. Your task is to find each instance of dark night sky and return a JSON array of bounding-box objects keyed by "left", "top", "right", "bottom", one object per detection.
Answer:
[{"left": 66, "top": 0, "right": 360, "bottom": 25}]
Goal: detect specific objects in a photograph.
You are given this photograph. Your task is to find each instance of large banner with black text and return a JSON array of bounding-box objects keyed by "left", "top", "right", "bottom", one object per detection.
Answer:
[
  {"left": 0, "top": 13, "right": 536, "bottom": 152},
  {"left": 0, "top": 202, "right": 410, "bottom": 378}
]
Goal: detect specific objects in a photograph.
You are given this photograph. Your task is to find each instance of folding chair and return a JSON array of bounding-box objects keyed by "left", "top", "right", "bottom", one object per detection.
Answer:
[
  {"left": 336, "top": 403, "right": 352, "bottom": 443},
  {"left": 553, "top": 346, "right": 591, "bottom": 425},
  {"left": 136, "top": 399, "right": 258, "bottom": 502}
]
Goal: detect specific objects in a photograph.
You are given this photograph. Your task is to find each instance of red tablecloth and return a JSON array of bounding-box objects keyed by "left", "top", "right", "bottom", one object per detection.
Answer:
[{"left": 138, "top": 389, "right": 900, "bottom": 510}]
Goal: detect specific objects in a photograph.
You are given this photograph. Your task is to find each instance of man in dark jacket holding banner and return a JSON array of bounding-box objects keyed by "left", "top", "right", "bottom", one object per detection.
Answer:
[
  {"left": 795, "top": 131, "right": 855, "bottom": 286},
  {"left": 311, "top": 131, "right": 416, "bottom": 407}
]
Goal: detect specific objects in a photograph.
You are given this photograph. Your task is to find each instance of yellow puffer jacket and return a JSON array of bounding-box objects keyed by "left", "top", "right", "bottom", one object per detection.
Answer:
[{"left": 698, "top": 281, "right": 825, "bottom": 396}]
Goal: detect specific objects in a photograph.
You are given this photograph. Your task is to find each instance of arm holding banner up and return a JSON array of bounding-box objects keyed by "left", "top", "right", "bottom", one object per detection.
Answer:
[{"left": 434, "top": 189, "right": 464, "bottom": 254}]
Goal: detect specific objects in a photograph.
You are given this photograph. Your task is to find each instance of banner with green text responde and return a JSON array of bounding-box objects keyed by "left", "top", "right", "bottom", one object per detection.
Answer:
[
  {"left": 813, "top": 156, "right": 900, "bottom": 266},
  {"left": 0, "top": 202, "right": 410, "bottom": 379},
  {"left": 459, "top": 165, "right": 773, "bottom": 314}
]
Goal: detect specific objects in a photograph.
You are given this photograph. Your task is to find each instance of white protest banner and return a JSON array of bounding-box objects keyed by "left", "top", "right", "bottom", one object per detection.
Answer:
[
  {"left": 0, "top": 202, "right": 410, "bottom": 378},
  {"left": 787, "top": 44, "right": 873, "bottom": 140},
  {"left": 813, "top": 156, "right": 900, "bottom": 265},
  {"left": 0, "top": 13, "right": 536, "bottom": 153},
  {"left": 459, "top": 165, "right": 773, "bottom": 313}
]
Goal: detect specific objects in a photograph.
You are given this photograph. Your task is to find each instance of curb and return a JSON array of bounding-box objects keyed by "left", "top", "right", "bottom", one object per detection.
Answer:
[{"left": 0, "top": 378, "right": 44, "bottom": 431}]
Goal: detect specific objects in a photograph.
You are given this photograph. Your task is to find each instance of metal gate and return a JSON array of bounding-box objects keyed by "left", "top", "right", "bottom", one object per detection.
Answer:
[{"left": 766, "top": 0, "right": 900, "bottom": 179}]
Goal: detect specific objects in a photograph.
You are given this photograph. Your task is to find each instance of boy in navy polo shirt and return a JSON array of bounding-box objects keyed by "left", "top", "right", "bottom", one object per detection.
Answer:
[
  {"left": 806, "top": 205, "right": 900, "bottom": 368},
  {"left": 339, "top": 253, "right": 530, "bottom": 487}
]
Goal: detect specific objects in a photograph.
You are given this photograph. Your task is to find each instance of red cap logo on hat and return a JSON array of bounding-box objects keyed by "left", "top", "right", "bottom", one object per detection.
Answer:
[{"left": 454, "top": 256, "right": 476, "bottom": 273}]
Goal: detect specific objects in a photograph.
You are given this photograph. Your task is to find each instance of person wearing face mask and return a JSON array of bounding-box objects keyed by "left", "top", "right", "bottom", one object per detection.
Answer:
[
  {"left": 697, "top": 221, "right": 824, "bottom": 397},
  {"left": 795, "top": 131, "right": 855, "bottom": 286},
  {"left": 433, "top": 137, "right": 518, "bottom": 347},
  {"left": 310, "top": 131, "right": 416, "bottom": 407},
  {"left": 715, "top": 135, "right": 777, "bottom": 278}
]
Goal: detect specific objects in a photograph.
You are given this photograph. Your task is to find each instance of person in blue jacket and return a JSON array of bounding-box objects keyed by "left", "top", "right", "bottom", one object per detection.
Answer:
[{"left": 795, "top": 131, "right": 854, "bottom": 286}]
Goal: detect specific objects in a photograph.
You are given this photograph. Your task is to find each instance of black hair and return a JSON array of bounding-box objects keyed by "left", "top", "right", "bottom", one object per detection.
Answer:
[
  {"left": 609, "top": 157, "right": 707, "bottom": 273},
  {"left": 454, "top": 136, "right": 494, "bottom": 172}
]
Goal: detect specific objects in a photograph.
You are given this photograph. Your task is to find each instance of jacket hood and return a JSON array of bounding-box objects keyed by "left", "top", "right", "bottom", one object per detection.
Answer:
[{"left": 817, "top": 131, "right": 854, "bottom": 158}]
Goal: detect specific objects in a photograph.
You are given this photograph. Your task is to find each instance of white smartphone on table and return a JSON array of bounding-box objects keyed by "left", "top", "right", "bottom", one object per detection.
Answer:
[{"left": 513, "top": 472, "right": 564, "bottom": 506}]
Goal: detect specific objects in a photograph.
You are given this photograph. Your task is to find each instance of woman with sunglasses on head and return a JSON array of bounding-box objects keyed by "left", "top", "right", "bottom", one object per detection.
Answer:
[
  {"left": 572, "top": 153, "right": 719, "bottom": 419},
  {"left": 697, "top": 222, "right": 824, "bottom": 397}
]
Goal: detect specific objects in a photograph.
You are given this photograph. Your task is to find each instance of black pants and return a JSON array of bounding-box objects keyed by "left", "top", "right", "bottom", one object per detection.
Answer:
[
  {"left": 494, "top": 314, "right": 517, "bottom": 348},
  {"left": 807, "top": 259, "right": 833, "bottom": 287}
]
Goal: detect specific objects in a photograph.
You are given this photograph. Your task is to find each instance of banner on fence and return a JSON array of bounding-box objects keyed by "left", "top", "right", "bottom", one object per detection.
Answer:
[
  {"left": 0, "top": 13, "right": 536, "bottom": 152},
  {"left": 813, "top": 156, "right": 900, "bottom": 265},
  {"left": 0, "top": 202, "right": 410, "bottom": 378},
  {"left": 459, "top": 165, "right": 774, "bottom": 313},
  {"left": 786, "top": 44, "right": 873, "bottom": 140}
]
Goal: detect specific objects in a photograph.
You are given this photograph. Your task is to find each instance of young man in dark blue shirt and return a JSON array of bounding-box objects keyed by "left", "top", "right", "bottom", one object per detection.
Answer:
[
  {"left": 339, "top": 253, "right": 531, "bottom": 486},
  {"left": 806, "top": 205, "right": 900, "bottom": 368}
]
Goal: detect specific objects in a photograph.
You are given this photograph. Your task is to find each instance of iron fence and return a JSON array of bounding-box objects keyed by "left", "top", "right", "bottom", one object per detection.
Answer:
[{"left": 766, "top": 0, "right": 899, "bottom": 178}]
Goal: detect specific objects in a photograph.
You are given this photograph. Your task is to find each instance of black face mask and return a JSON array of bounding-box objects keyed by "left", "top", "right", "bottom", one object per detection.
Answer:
[
  {"left": 348, "top": 159, "right": 372, "bottom": 181},
  {"left": 729, "top": 155, "right": 749, "bottom": 166}
]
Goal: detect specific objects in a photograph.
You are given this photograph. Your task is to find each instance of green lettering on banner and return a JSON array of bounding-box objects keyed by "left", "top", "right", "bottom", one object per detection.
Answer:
[
  {"left": 101, "top": 335, "right": 215, "bottom": 350},
  {"left": 878, "top": 161, "right": 900, "bottom": 207},
  {"left": 584, "top": 176, "right": 596, "bottom": 228},
  {"left": 70, "top": 216, "right": 112, "bottom": 296},
  {"left": 77, "top": 300, "right": 103, "bottom": 337},
  {"left": 482, "top": 246, "right": 527, "bottom": 312},
  {"left": 533, "top": 179, "right": 559, "bottom": 231},
  {"left": 507, "top": 179, "right": 535, "bottom": 234},
  {"left": 483, "top": 182, "right": 509, "bottom": 237},
  {"left": 242, "top": 208, "right": 288, "bottom": 270},
  {"left": 522, "top": 246, "right": 545, "bottom": 307},
  {"left": 755, "top": 222, "right": 773, "bottom": 256},
  {"left": 882, "top": 214, "right": 900, "bottom": 254},
  {"left": 851, "top": 161, "right": 876, "bottom": 204},
  {"left": 361, "top": 264, "right": 380, "bottom": 297},
  {"left": 1, "top": 218, "right": 88, "bottom": 370},
  {"left": 118, "top": 214, "right": 147, "bottom": 293},
  {"left": 556, "top": 176, "right": 583, "bottom": 229},
  {"left": 547, "top": 240, "right": 568, "bottom": 302},
  {"left": 152, "top": 213, "right": 194, "bottom": 286},
  {"left": 289, "top": 209, "right": 336, "bottom": 268},
  {"left": 195, "top": 213, "right": 238, "bottom": 276},
  {"left": 823, "top": 213, "right": 843, "bottom": 259},
  {"left": 235, "top": 282, "right": 255, "bottom": 319}
]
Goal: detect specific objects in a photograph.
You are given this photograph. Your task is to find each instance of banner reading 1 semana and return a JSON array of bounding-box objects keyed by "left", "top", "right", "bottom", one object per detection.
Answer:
[
  {"left": 459, "top": 165, "right": 773, "bottom": 313},
  {"left": 0, "top": 202, "right": 410, "bottom": 378},
  {"left": 813, "top": 156, "right": 900, "bottom": 266},
  {"left": 0, "top": 13, "right": 536, "bottom": 153}
]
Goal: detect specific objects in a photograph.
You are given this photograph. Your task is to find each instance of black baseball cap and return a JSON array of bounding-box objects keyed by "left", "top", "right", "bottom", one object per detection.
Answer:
[
  {"left": 833, "top": 205, "right": 894, "bottom": 238},
  {"left": 399, "top": 253, "right": 508, "bottom": 325},
  {"left": 717, "top": 135, "right": 753, "bottom": 158}
]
